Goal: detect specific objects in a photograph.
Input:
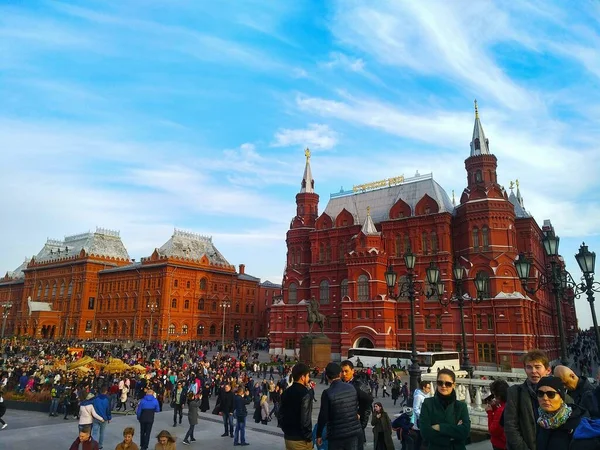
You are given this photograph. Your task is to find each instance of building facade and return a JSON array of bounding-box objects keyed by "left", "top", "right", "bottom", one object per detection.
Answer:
[
  {"left": 0, "top": 228, "right": 266, "bottom": 342},
  {"left": 269, "top": 104, "right": 578, "bottom": 369}
]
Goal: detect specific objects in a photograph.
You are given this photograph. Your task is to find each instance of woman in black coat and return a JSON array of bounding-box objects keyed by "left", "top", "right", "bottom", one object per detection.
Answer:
[
  {"left": 199, "top": 384, "right": 211, "bottom": 413},
  {"left": 535, "top": 376, "right": 600, "bottom": 450},
  {"left": 371, "top": 402, "right": 395, "bottom": 450}
]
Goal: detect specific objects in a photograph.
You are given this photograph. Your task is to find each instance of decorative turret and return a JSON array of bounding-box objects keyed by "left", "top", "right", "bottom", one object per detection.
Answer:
[
  {"left": 361, "top": 207, "right": 379, "bottom": 235},
  {"left": 464, "top": 100, "right": 498, "bottom": 194},
  {"left": 508, "top": 180, "right": 531, "bottom": 218},
  {"left": 292, "top": 148, "right": 319, "bottom": 229}
]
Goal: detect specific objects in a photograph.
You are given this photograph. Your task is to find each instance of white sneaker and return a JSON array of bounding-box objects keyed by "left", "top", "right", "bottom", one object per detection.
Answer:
[{"left": 1, "top": 424, "right": 7, "bottom": 430}]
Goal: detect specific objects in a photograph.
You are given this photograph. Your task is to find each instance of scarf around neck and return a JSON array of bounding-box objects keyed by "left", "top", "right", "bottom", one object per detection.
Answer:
[{"left": 537, "top": 402, "right": 572, "bottom": 429}]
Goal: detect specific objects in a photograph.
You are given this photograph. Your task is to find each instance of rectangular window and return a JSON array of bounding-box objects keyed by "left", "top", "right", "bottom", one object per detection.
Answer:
[
  {"left": 365, "top": 310, "right": 370, "bottom": 319},
  {"left": 435, "top": 314, "right": 442, "bottom": 329},
  {"left": 285, "top": 339, "right": 295, "bottom": 350},
  {"left": 398, "top": 342, "right": 410, "bottom": 350},
  {"left": 397, "top": 315, "right": 404, "bottom": 329},
  {"left": 85, "top": 321, "right": 92, "bottom": 332},
  {"left": 357, "top": 310, "right": 363, "bottom": 319},
  {"left": 427, "top": 342, "right": 442, "bottom": 352},
  {"left": 476, "top": 314, "right": 483, "bottom": 330},
  {"left": 487, "top": 314, "right": 494, "bottom": 330},
  {"left": 477, "top": 343, "right": 496, "bottom": 363},
  {"left": 88, "top": 297, "right": 95, "bottom": 310},
  {"left": 424, "top": 315, "right": 432, "bottom": 329}
]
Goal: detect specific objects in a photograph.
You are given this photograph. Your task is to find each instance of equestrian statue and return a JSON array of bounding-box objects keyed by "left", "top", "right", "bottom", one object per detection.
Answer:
[{"left": 307, "top": 296, "right": 328, "bottom": 335}]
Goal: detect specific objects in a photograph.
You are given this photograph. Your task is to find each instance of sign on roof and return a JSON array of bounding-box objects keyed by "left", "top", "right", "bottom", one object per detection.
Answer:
[{"left": 353, "top": 175, "right": 405, "bottom": 193}]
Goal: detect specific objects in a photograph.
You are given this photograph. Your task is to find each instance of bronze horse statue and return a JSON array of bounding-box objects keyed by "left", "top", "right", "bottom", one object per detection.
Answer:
[{"left": 307, "top": 297, "right": 328, "bottom": 335}]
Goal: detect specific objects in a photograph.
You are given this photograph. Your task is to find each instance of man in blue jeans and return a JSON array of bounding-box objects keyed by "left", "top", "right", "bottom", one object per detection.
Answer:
[
  {"left": 233, "top": 386, "right": 252, "bottom": 446},
  {"left": 92, "top": 385, "right": 112, "bottom": 449},
  {"left": 49, "top": 383, "right": 61, "bottom": 417},
  {"left": 219, "top": 383, "right": 235, "bottom": 437}
]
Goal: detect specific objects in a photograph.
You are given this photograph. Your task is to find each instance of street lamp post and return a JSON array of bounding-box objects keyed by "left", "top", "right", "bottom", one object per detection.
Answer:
[
  {"left": 385, "top": 252, "right": 440, "bottom": 397},
  {"left": 437, "top": 262, "right": 486, "bottom": 378},
  {"left": 1, "top": 301, "right": 13, "bottom": 339},
  {"left": 220, "top": 300, "right": 231, "bottom": 352},
  {"left": 572, "top": 242, "right": 600, "bottom": 352},
  {"left": 514, "top": 229, "right": 569, "bottom": 365},
  {"left": 147, "top": 301, "right": 158, "bottom": 345}
]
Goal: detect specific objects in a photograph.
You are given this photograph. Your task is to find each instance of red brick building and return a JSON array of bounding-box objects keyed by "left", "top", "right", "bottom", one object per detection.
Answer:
[
  {"left": 0, "top": 228, "right": 266, "bottom": 342},
  {"left": 269, "top": 104, "right": 577, "bottom": 370}
]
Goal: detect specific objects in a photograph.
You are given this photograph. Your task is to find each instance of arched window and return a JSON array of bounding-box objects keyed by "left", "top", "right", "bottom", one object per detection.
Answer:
[
  {"left": 289, "top": 249, "right": 295, "bottom": 265},
  {"left": 67, "top": 281, "right": 72, "bottom": 296},
  {"left": 235, "top": 303, "right": 240, "bottom": 313},
  {"left": 404, "top": 235, "right": 411, "bottom": 252},
  {"left": 171, "top": 298, "right": 177, "bottom": 309},
  {"left": 209, "top": 324, "right": 216, "bottom": 335},
  {"left": 51, "top": 282, "right": 57, "bottom": 298},
  {"left": 476, "top": 271, "right": 491, "bottom": 298},
  {"left": 44, "top": 282, "right": 49, "bottom": 298},
  {"left": 182, "top": 324, "right": 188, "bottom": 335},
  {"left": 37, "top": 283, "right": 42, "bottom": 299},
  {"left": 112, "top": 322, "right": 118, "bottom": 334},
  {"left": 295, "top": 248, "right": 301, "bottom": 264},
  {"left": 288, "top": 283, "right": 298, "bottom": 304},
  {"left": 357, "top": 275, "right": 369, "bottom": 301},
  {"left": 338, "top": 242, "right": 345, "bottom": 261},
  {"left": 340, "top": 279, "right": 348, "bottom": 298},
  {"left": 198, "top": 298, "right": 205, "bottom": 310},
  {"left": 472, "top": 227, "right": 480, "bottom": 250},
  {"left": 319, "top": 243, "right": 325, "bottom": 262},
  {"left": 59, "top": 281, "right": 65, "bottom": 297},
  {"left": 200, "top": 278, "right": 207, "bottom": 290},
  {"left": 212, "top": 301, "right": 217, "bottom": 312},
  {"left": 422, "top": 232, "right": 429, "bottom": 255},
  {"left": 431, "top": 231, "right": 438, "bottom": 253},
  {"left": 197, "top": 324, "right": 205, "bottom": 335},
  {"left": 475, "top": 170, "right": 483, "bottom": 183},
  {"left": 168, "top": 324, "right": 176, "bottom": 335},
  {"left": 326, "top": 243, "right": 331, "bottom": 262},
  {"left": 319, "top": 280, "right": 330, "bottom": 304},
  {"left": 153, "top": 322, "right": 158, "bottom": 334},
  {"left": 482, "top": 226, "right": 490, "bottom": 250},
  {"left": 184, "top": 299, "right": 190, "bottom": 309}
]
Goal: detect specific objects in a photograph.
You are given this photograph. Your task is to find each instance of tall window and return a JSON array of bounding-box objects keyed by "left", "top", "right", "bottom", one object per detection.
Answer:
[
  {"left": 289, "top": 283, "right": 298, "bottom": 304},
  {"left": 198, "top": 298, "right": 205, "bottom": 310},
  {"left": 404, "top": 235, "right": 411, "bottom": 252},
  {"left": 340, "top": 279, "right": 348, "bottom": 299},
  {"left": 472, "top": 227, "right": 480, "bottom": 250},
  {"left": 395, "top": 234, "right": 402, "bottom": 256},
  {"left": 339, "top": 242, "right": 345, "bottom": 261},
  {"left": 326, "top": 243, "right": 331, "bottom": 262},
  {"left": 487, "top": 314, "right": 494, "bottom": 330},
  {"left": 182, "top": 324, "right": 188, "bottom": 335},
  {"left": 435, "top": 314, "right": 442, "bottom": 329},
  {"left": 319, "top": 244, "right": 325, "bottom": 262},
  {"left": 482, "top": 226, "right": 490, "bottom": 250},
  {"left": 184, "top": 299, "right": 190, "bottom": 309},
  {"left": 357, "top": 275, "right": 369, "bottom": 301},
  {"left": 477, "top": 343, "right": 496, "bottom": 363},
  {"left": 422, "top": 232, "right": 429, "bottom": 255},
  {"left": 212, "top": 301, "right": 217, "bottom": 312},
  {"left": 51, "top": 282, "right": 57, "bottom": 298},
  {"left": 37, "top": 283, "right": 42, "bottom": 299},
  {"left": 397, "top": 315, "right": 404, "bottom": 329},
  {"left": 425, "top": 315, "right": 432, "bottom": 329},
  {"left": 476, "top": 314, "right": 483, "bottom": 330},
  {"left": 44, "top": 282, "right": 49, "bottom": 298},
  {"left": 200, "top": 278, "right": 207, "bottom": 290},
  {"left": 168, "top": 324, "right": 176, "bottom": 335},
  {"left": 431, "top": 232, "right": 438, "bottom": 253},
  {"left": 319, "top": 280, "right": 330, "bottom": 304},
  {"left": 197, "top": 324, "right": 205, "bottom": 335},
  {"left": 171, "top": 298, "right": 177, "bottom": 309},
  {"left": 88, "top": 297, "right": 95, "bottom": 310},
  {"left": 67, "top": 281, "right": 72, "bottom": 296}
]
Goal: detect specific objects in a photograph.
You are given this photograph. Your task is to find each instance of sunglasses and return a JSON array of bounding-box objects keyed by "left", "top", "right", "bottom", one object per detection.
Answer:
[
  {"left": 537, "top": 390, "right": 559, "bottom": 399},
  {"left": 436, "top": 380, "right": 454, "bottom": 388}
]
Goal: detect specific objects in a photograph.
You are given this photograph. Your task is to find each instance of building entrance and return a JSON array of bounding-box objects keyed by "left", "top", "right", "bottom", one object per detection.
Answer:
[{"left": 354, "top": 337, "right": 375, "bottom": 348}]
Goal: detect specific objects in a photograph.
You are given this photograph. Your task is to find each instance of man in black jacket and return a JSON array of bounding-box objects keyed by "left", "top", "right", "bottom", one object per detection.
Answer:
[
  {"left": 317, "top": 363, "right": 362, "bottom": 450},
  {"left": 233, "top": 386, "right": 252, "bottom": 446},
  {"left": 554, "top": 365, "right": 599, "bottom": 417},
  {"left": 341, "top": 360, "right": 373, "bottom": 447},
  {"left": 280, "top": 363, "right": 313, "bottom": 450},
  {"left": 219, "top": 383, "right": 235, "bottom": 437}
]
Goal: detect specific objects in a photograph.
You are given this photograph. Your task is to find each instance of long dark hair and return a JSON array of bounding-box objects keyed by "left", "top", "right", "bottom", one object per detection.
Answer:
[{"left": 373, "top": 401, "right": 386, "bottom": 413}]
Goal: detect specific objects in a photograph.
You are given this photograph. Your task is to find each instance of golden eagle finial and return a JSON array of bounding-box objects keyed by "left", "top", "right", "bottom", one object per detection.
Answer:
[{"left": 304, "top": 148, "right": 311, "bottom": 161}]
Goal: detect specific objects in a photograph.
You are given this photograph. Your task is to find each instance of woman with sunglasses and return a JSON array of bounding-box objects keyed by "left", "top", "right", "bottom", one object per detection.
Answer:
[
  {"left": 419, "top": 368, "right": 470, "bottom": 450},
  {"left": 536, "top": 376, "right": 599, "bottom": 450}
]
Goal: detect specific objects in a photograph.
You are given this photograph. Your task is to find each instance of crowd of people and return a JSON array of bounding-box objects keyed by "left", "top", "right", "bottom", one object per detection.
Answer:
[
  {"left": 2, "top": 336, "right": 600, "bottom": 449},
  {"left": 569, "top": 329, "right": 600, "bottom": 378}
]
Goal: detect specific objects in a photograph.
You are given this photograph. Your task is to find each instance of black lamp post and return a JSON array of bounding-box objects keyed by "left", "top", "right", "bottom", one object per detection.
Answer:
[
  {"left": 385, "top": 252, "right": 439, "bottom": 396},
  {"left": 147, "top": 301, "right": 158, "bottom": 345},
  {"left": 1, "top": 301, "right": 12, "bottom": 339},
  {"left": 514, "top": 229, "right": 569, "bottom": 365},
  {"left": 572, "top": 243, "right": 600, "bottom": 352},
  {"left": 437, "top": 261, "right": 486, "bottom": 377}
]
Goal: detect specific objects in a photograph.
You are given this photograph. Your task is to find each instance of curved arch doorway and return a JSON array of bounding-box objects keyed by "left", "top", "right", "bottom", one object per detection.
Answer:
[{"left": 354, "top": 337, "right": 375, "bottom": 348}]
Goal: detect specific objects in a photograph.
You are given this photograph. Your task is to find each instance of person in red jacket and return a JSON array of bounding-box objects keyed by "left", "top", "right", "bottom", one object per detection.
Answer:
[
  {"left": 486, "top": 379, "right": 509, "bottom": 450},
  {"left": 68, "top": 425, "right": 99, "bottom": 450}
]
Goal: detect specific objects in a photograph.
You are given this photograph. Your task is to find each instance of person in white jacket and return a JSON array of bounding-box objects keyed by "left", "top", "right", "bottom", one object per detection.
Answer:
[
  {"left": 412, "top": 380, "right": 432, "bottom": 449},
  {"left": 78, "top": 393, "right": 105, "bottom": 432}
]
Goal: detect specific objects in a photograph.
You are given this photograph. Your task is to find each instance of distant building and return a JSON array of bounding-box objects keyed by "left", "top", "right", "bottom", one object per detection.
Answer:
[
  {"left": 0, "top": 228, "right": 266, "bottom": 341},
  {"left": 269, "top": 103, "right": 577, "bottom": 369}
]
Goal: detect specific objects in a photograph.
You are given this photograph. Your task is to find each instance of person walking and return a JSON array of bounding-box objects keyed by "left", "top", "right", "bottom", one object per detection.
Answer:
[
  {"left": 79, "top": 392, "right": 105, "bottom": 434},
  {"left": 49, "top": 383, "right": 61, "bottom": 417},
  {"left": 371, "top": 402, "right": 394, "bottom": 450},
  {"left": 137, "top": 389, "right": 160, "bottom": 450},
  {"left": 233, "top": 386, "right": 252, "bottom": 446},
  {"left": 280, "top": 362, "right": 314, "bottom": 450},
  {"left": 341, "top": 360, "right": 373, "bottom": 449},
  {"left": 486, "top": 380, "right": 508, "bottom": 450},
  {"left": 218, "top": 383, "right": 235, "bottom": 437},
  {"left": 182, "top": 392, "right": 200, "bottom": 445},
  {"left": 260, "top": 394, "right": 270, "bottom": 425},
  {"left": 171, "top": 381, "right": 186, "bottom": 427},
  {"left": 116, "top": 385, "right": 129, "bottom": 412},
  {"left": 93, "top": 385, "right": 112, "bottom": 449},
  {"left": 419, "top": 368, "right": 471, "bottom": 450},
  {"left": 316, "top": 363, "right": 362, "bottom": 450}
]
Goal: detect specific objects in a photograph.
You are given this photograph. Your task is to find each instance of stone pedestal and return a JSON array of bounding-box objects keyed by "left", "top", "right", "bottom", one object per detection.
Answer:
[{"left": 299, "top": 335, "right": 332, "bottom": 369}]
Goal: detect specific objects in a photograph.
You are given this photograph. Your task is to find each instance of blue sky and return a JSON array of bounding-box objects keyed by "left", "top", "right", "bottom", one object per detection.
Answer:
[{"left": 2, "top": 1, "right": 600, "bottom": 328}]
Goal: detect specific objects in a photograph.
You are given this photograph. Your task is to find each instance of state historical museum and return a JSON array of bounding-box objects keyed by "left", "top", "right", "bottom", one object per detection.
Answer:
[{"left": 269, "top": 103, "right": 578, "bottom": 370}]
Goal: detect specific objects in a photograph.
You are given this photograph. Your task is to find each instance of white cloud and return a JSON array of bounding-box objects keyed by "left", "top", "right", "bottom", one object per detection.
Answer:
[
  {"left": 322, "top": 52, "right": 366, "bottom": 73},
  {"left": 272, "top": 123, "right": 339, "bottom": 150}
]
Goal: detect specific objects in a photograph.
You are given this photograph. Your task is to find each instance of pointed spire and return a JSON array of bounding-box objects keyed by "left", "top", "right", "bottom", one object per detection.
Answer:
[
  {"left": 470, "top": 99, "right": 490, "bottom": 156},
  {"left": 361, "top": 207, "right": 378, "bottom": 235},
  {"left": 515, "top": 179, "right": 524, "bottom": 207},
  {"left": 300, "top": 148, "right": 314, "bottom": 193}
]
